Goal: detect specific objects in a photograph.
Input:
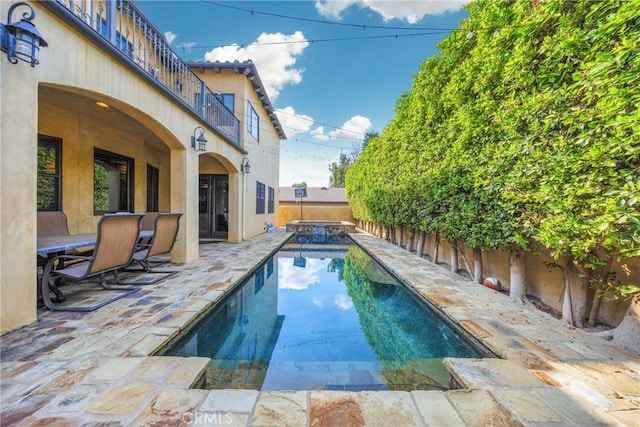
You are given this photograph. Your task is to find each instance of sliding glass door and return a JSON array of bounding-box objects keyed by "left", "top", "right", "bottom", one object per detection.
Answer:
[{"left": 199, "top": 175, "right": 228, "bottom": 239}]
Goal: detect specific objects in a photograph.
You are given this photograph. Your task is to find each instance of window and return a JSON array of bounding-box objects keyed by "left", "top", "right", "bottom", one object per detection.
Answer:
[
  {"left": 256, "top": 181, "right": 265, "bottom": 214},
  {"left": 147, "top": 164, "right": 159, "bottom": 212},
  {"left": 98, "top": 17, "right": 107, "bottom": 38},
  {"left": 37, "top": 135, "right": 62, "bottom": 211},
  {"left": 215, "top": 93, "right": 234, "bottom": 112},
  {"left": 247, "top": 101, "right": 259, "bottom": 141},
  {"left": 94, "top": 149, "right": 134, "bottom": 214},
  {"left": 254, "top": 266, "right": 265, "bottom": 294},
  {"left": 268, "top": 186, "right": 275, "bottom": 213},
  {"left": 266, "top": 256, "right": 274, "bottom": 279},
  {"left": 116, "top": 31, "right": 133, "bottom": 57}
]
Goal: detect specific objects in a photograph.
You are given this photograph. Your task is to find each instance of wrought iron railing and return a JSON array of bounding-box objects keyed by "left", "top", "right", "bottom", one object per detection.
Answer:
[{"left": 49, "top": 0, "right": 241, "bottom": 147}]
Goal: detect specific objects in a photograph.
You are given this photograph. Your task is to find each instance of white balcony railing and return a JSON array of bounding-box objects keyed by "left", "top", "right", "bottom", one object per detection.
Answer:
[{"left": 45, "top": 0, "right": 241, "bottom": 147}]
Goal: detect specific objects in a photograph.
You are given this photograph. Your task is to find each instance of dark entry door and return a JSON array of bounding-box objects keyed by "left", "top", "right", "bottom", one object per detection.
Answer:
[{"left": 199, "top": 175, "right": 229, "bottom": 239}]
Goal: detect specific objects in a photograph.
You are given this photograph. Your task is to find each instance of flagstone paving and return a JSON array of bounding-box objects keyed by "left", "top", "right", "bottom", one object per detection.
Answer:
[{"left": 1, "top": 229, "right": 638, "bottom": 426}]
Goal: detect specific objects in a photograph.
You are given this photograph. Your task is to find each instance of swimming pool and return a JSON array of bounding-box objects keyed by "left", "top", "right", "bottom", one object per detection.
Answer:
[{"left": 160, "top": 236, "right": 489, "bottom": 391}]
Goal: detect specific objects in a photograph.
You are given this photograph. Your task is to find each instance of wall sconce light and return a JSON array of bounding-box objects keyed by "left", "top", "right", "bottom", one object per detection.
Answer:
[
  {"left": 1, "top": 2, "right": 48, "bottom": 67},
  {"left": 241, "top": 157, "right": 251, "bottom": 174},
  {"left": 191, "top": 126, "right": 207, "bottom": 152}
]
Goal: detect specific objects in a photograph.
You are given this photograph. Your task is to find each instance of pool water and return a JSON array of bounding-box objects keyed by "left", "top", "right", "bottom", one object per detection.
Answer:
[{"left": 161, "top": 237, "right": 487, "bottom": 391}]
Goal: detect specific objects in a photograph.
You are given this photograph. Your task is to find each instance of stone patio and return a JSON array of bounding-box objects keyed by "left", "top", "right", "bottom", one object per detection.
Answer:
[{"left": 1, "top": 229, "right": 638, "bottom": 426}]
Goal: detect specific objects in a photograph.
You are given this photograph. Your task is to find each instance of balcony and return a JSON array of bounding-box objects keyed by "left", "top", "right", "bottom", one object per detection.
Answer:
[{"left": 44, "top": 0, "right": 241, "bottom": 147}]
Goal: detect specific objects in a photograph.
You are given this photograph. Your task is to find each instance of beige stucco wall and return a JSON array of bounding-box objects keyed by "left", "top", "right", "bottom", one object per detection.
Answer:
[
  {"left": 278, "top": 203, "right": 355, "bottom": 226},
  {"left": 378, "top": 224, "right": 639, "bottom": 327},
  {"left": 0, "top": 2, "right": 251, "bottom": 332}
]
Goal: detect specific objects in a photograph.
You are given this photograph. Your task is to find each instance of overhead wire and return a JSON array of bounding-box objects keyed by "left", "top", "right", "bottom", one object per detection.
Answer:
[
  {"left": 196, "top": 0, "right": 540, "bottom": 38},
  {"left": 175, "top": 31, "right": 452, "bottom": 51},
  {"left": 153, "top": 3, "right": 454, "bottom": 143},
  {"left": 200, "top": 0, "right": 459, "bottom": 32},
  {"left": 203, "top": 86, "right": 371, "bottom": 141},
  {"left": 165, "top": 1, "right": 426, "bottom": 162}
]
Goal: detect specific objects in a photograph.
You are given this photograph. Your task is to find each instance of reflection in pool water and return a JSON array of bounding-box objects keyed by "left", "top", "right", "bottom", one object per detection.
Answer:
[{"left": 161, "top": 239, "right": 487, "bottom": 391}]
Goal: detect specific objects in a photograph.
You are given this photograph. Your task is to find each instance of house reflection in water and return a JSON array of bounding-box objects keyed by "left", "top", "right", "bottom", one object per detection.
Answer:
[{"left": 165, "top": 256, "right": 283, "bottom": 389}]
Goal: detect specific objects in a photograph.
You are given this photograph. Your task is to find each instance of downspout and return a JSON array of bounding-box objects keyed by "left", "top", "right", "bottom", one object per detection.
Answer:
[{"left": 242, "top": 170, "right": 246, "bottom": 241}]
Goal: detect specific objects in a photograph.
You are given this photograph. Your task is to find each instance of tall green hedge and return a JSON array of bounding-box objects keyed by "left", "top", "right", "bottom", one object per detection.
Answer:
[{"left": 346, "top": 0, "right": 640, "bottom": 297}]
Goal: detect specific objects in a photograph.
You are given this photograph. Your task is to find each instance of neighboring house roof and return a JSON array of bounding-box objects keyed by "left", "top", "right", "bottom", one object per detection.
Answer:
[
  {"left": 187, "top": 60, "right": 287, "bottom": 140},
  {"left": 279, "top": 187, "right": 347, "bottom": 203}
]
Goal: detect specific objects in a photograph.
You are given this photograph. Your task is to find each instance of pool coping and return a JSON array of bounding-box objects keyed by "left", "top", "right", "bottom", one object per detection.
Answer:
[{"left": 1, "top": 229, "right": 638, "bottom": 426}]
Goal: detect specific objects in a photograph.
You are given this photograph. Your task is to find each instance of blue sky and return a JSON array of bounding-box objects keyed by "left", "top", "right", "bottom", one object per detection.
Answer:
[{"left": 136, "top": 1, "right": 470, "bottom": 186}]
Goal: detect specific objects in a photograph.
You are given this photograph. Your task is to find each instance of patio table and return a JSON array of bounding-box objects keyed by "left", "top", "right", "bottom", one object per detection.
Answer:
[{"left": 37, "top": 231, "right": 153, "bottom": 255}]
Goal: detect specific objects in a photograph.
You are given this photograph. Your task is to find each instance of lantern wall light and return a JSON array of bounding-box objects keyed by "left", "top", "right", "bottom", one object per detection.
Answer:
[
  {"left": 241, "top": 157, "right": 251, "bottom": 174},
  {"left": 192, "top": 126, "right": 207, "bottom": 152},
  {"left": 1, "top": 2, "right": 48, "bottom": 67}
]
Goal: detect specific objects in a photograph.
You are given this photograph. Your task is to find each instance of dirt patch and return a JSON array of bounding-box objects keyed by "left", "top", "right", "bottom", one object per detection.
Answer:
[{"left": 528, "top": 296, "right": 562, "bottom": 320}]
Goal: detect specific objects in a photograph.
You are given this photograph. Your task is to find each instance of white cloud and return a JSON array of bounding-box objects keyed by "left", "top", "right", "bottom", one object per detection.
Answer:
[
  {"left": 279, "top": 153, "right": 332, "bottom": 187},
  {"left": 312, "top": 115, "right": 372, "bottom": 141},
  {"left": 163, "top": 31, "right": 197, "bottom": 52},
  {"left": 276, "top": 107, "right": 314, "bottom": 138},
  {"left": 311, "top": 126, "right": 329, "bottom": 141},
  {"left": 177, "top": 41, "right": 196, "bottom": 50},
  {"left": 315, "top": 0, "right": 468, "bottom": 23},
  {"left": 204, "top": 32, "right": 309, "bottom": 101},
  {"left": 278, "top": 258, "right": 322, "bottom": 290},
  {"left": 315, "top": 0, "right": 354, "bottom": 19},
  {"left": 164, "top": 31, "right": 177, "bottom": 45},
  {"left": 334, "top": 294, "right": 353, "bottom": 310}
]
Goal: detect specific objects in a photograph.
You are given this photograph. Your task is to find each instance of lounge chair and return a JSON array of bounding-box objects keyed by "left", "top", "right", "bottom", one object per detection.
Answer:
[
  {"left": 40, "top": 213, "right": 144, "bottom": 311},
  {"left": 119, "top": 212, "right": 183, "bottom": 285}
]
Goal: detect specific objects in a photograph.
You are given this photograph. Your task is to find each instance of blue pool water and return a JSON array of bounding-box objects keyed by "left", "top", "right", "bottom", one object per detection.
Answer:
[{"left": 161, "top": 236, "right": 488, "bottom": 391}]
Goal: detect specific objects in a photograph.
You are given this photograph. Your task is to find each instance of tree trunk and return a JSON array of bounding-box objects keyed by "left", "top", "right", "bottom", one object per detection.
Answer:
[
  {"left": 387, "top": 226, "right": 393, "bottom": 243},
  {"left": 509, "top": 246, "right": 527, "bottom": 302},
  {"left": 596, "top": 296, "right": 640, "bottom": 354},
  {"left": 562, "top": 257, "right": 589, "bottom": 328},
  {"left": 405, "top": 230, "right": 414, "bottom": 252},
  {"left": 588, "top": 295, "right": 603, "bottom": 327},
  {"left": 588, "top": 254, "right": 614, "bottom": 327},
  {"left": 473, "top": 247, "right": 483, "bottom": 284},
  {"left": 397, "top": 227, "right": 404, "bottom": 248},
  {"left": 562, "top": 261, "right": 574, "bottom": 327},
  {"left": 450, "top": 239, "right": 459, "bottom": 274},
  {"left": 432, "top": 232, "right": 440, "bottom": 264},
  {"left": 458, "top": 244, "right": 473, "bottom": 278},
  {"left": 416, "top": 231, "right": 425, "bottom": 257}
]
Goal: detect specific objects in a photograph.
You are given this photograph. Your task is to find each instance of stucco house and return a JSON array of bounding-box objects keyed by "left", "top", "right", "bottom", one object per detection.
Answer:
[{"left": 0, "top": 0, "right": 284, "bottom": 332}]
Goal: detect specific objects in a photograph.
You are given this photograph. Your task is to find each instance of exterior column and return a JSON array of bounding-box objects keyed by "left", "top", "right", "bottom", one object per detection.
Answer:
[
  {"left": 0, "top": 57, "right": 39, "bottom": 332},
  {"left": 170, "top": 146, "right": 198, "bottom": 262},
  {"left": 227, "top": 171, "right": 243, "bottom": 243}
]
